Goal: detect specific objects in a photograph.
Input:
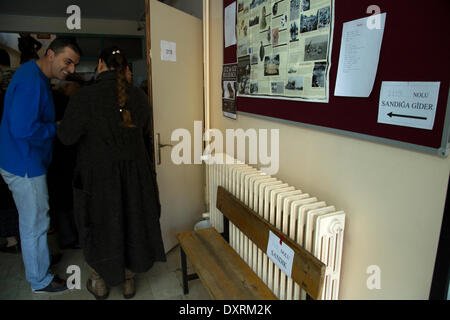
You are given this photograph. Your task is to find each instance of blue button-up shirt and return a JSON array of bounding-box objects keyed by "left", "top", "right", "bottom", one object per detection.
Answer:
[{"left": 0, "top": 60, "right": 57, "bottom": 178}]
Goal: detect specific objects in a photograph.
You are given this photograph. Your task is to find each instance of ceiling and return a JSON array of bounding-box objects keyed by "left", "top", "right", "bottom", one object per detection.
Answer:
[{"left": 0, "top": 0, "right": 147, "bottom": 21}]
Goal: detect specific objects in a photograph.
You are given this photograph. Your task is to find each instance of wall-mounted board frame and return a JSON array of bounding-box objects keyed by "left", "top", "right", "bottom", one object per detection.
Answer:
[{"left": 224, "top": 0, "right": 450, "bottom": 156}]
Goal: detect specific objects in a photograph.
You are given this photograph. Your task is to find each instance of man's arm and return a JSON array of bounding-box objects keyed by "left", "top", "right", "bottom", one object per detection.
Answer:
[{"left": 8, "top": 82, "right": 57, "bottom": 145}]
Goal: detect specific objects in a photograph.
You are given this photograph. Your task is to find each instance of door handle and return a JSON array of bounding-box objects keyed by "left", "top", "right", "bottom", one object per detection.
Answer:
[{"left": 155, "top": 133, "right": 173, "bottom": 165}]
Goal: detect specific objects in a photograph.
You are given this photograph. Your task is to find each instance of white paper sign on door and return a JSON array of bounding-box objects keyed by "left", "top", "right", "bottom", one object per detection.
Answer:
[
  {"left": 161, "top": 40, "right": 176, "bottom": 62},
  {"left": 267, "top": 231, "right": 295, "bottom": 278},
  {"left": 378, "top": 82, "right": 440, "bottom": 130}
]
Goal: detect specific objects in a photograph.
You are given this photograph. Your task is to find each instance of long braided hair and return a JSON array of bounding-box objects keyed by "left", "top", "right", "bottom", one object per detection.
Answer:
[{"left": 99, "top": 46, "right": 136, "bottom": 128}]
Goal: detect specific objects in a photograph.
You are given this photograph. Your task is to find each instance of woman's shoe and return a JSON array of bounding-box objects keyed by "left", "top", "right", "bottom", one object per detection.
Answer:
[
  {"left": 87, "top": 278, "right": 109, "bottom": 300},
  {"left": 123, "top": 277, "right": 136, "bottom": 299}
]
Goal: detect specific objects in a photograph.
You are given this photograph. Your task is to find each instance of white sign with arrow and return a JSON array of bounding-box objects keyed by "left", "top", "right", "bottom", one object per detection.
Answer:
[{"left": 377, "top": 81, "right": 440, "bottom": 130}]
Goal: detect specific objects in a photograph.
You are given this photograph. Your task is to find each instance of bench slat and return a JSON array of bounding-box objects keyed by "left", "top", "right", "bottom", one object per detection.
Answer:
[
  {"left": 216, "top": 186, "right": 326, "bottom": 300},
  {"left": 178, "top": 228, "right": 278, "bottom": 300}
]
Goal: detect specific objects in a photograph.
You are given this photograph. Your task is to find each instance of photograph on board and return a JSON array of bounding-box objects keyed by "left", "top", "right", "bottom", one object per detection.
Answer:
[
  {"left": 264, "top": 54, "right": 280, "bottom": 76},
  {"left": 271, "top": 81, "right": 285, "bottom": 94},
  {"left": 300, "top": 12, "right": 318, "bottom": 33},
  {"left": 290, "top": 0, "right": 300, "bottom": 20},
  {"left": 223, "top": 81, "right": 236, "bottom": 99},
  {"left": 285, "top": 76, "right": 304, "bottom": 91},
  {"left": 301, "top": 0, "right": 310, "bottom": 12},
  {"left": 238, "top": 55, "right": 251, "bottom": 94},
  {"left": 312, "top": 62, "right": 326, "bottom": 87},
  {"left": 304, "top": 34, "right": 328, "bottom": 61},
  {"left": 318, "top": 6, "right": 331, "bottom": 28},
  {"left": 272, "top": 28, "right": 280, "bottom": 46},
  {"left": 260, "top": 6, "right": 268, "bottom": 30},
  {"left": 290, "top": 21, "right": 299, "bottom": 41},
  {"left": 250, "top": 80, "right": 259, "bottom": 94}
]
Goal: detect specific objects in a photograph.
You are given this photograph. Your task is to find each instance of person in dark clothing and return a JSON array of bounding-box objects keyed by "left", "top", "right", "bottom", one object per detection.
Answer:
[
  {"left": 0, "top": 48, "right": 20, "bottom": 253},
  {"left": 18, "top": 33, "right": 42, "bottom": 64},
  {"left": 57, "top": 46, "right": 166, "bottom": 300},
  {"left": 0, "top": 48, "right": 11, "bottom": 69},
  {"left": 48, "top": 75, "right": 84, "bottom": 250}
]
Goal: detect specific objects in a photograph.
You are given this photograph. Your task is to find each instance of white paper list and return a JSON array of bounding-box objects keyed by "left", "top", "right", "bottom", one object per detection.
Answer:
[{"left": 334, "top": 13, "right": 386, "bottom": 97}]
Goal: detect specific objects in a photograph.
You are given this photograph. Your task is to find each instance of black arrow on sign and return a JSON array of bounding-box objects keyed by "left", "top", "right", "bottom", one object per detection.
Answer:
[{"left": 387, "top": 112, "right": 427, "bottom": 120}]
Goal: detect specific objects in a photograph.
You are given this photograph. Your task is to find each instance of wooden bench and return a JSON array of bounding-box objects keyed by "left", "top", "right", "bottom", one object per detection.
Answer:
[{"left": 177, "top": 186, "right": 326, "bottom": 300}]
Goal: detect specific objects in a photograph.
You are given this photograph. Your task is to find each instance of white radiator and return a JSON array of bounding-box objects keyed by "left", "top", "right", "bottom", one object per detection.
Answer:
[{"left": 207, "top": 154, "right": 345, "bottom": 300}]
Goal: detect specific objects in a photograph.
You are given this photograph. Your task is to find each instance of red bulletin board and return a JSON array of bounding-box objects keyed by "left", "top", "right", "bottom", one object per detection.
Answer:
[{"left": 223, "top": 0, "right": 450, "bottom": 154}]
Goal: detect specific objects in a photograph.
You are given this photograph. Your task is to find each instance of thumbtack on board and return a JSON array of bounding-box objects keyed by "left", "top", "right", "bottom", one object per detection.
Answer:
[{"left": 279, "top": 234, "right": 285, "bottom": 245}]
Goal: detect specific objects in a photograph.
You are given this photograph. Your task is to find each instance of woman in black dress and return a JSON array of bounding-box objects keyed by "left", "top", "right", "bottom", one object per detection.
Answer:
[{"left": 57, "top": 47, "right": 166, "bottom": 299}]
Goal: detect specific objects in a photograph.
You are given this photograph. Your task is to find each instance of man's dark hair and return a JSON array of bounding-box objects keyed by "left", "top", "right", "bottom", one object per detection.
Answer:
[
  {"left": 0, "top": 48, "right": 11, "bottom": 67},
  {"left": 47, "top": 38, "right": 82, "bottom": 57}
]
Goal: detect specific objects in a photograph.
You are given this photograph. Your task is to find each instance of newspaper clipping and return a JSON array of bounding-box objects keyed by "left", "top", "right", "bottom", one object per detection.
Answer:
[
  {"left": 236, "top": 0, "right": 333, "bottom": 102},
  {"left": 222, "top": 63, "right": 238, "bottom": 119}
]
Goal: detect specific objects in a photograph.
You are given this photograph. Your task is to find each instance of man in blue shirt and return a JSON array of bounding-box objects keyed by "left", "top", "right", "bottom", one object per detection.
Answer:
[{"left": 0, "top": 38, "right": 81, "bottom": 293}]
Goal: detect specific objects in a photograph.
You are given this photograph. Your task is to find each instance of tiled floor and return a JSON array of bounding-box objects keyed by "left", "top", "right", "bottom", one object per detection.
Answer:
[{"left": 0, "top": 234, "right": 211, "bottom": 300}]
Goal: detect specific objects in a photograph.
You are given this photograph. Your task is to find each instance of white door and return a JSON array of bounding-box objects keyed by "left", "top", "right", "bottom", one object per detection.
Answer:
[{"left": 149, "top": 0, "right": 205, "bottom": 252}]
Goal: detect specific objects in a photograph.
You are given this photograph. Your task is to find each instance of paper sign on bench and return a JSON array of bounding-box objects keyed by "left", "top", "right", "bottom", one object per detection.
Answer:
[{"left": 267, "top": 231, "right": 295, "bottom": 278}]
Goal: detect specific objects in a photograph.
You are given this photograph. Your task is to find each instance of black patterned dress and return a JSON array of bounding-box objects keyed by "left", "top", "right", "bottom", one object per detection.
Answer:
[{"left": 57, "top": 71, "right": 166, "bottom": 286}]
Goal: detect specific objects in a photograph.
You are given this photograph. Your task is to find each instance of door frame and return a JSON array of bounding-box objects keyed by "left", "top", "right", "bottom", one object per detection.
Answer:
[
  {"left": 145, "top": 0, "right": 156, "bottom": 169},
  {"left": 429, "top": 175, "right": 450, "bottom": 300}
]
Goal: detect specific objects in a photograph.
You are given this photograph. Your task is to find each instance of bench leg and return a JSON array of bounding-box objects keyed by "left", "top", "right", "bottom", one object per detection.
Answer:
[
  {"left": 221, "top": 215, "right": 230, "bottom": 243},
  {"left": 180, "top": 246, "right": 189, "bottom": 295}
]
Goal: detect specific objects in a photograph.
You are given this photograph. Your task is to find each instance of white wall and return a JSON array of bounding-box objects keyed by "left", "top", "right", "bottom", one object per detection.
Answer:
[{"left": 208, "top": 0, "right": 450, "bottom": 299}]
